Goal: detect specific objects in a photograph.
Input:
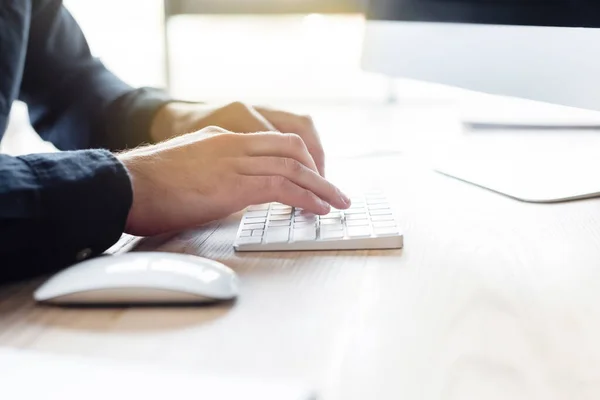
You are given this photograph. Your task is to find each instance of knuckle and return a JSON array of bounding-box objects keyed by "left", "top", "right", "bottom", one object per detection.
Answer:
[
  {"left": 266, "top": 175, "right": 286, "bottom": 191},
  {"left": 299, "top": 188, "right": 313, "bottom": 201},
  {"left": 202, "top": 125, "right": 228, "bottom": 134},
  {"left": 294, "top": 188, "right": 317, "bottom": 209},
  {"left": 221, "top": 132, "right": 240, "bottom": 140},
  {"left": 224, "top": 101, "right": 251, "bottom": 114},
  {"left": 282, "top": 158, "right": 303, "bottom": 174},
  {"left": 211, "top": 132, "right": 239, "bottom": 145},
  {"left": 285, "top": 133, "right": 305, "bottom": 150},
  {"left": 299, "top": 114, "right": 315, "bottom": 127},
  {"left": 204, "top": 132, "right": 243, "bottom": 152}
]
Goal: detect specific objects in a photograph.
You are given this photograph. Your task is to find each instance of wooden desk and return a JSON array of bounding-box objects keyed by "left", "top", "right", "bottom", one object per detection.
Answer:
[{"left": 3, "top": 104, "right": 600, "bottom": 399}]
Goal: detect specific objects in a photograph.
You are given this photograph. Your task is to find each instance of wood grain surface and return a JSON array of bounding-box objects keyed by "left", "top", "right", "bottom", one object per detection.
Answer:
[{"left": 3, "top": 105, "right": 600, "bottom": 400}]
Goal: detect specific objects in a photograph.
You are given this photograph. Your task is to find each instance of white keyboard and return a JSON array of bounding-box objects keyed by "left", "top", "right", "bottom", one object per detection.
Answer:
[{"left": 233, "top": 191, "right": 403, "bottom": 252}]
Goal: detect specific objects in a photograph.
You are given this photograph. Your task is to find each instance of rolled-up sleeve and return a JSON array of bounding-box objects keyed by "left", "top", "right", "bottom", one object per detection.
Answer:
[{"left": 0, "top": 150, "right": 132, "bottom": 282}]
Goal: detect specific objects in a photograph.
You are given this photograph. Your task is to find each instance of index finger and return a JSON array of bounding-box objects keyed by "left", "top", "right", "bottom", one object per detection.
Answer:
[{"left": 254, "top": 107, "right": 326, "bottom": 177}]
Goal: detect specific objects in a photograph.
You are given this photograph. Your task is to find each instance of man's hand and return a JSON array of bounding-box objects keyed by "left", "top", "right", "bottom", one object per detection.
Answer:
[
  {"left": 150, "top": 102, "right": 326, "bottom": 176},
  {"left": 119, "top": 126, "right": 350, "bottom": 237}
]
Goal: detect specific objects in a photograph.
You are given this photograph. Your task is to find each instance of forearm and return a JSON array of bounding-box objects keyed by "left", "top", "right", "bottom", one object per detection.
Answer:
[{"left": 0, "top": 151, "right": 132, "bottom": 283}]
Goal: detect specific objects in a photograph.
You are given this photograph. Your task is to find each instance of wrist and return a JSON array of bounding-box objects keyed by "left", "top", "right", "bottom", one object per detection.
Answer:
[
  {"left": 150, "top": 102, "right": 201, "bottom": 142},
  {"left": 117, "top": 152, "right": 151, "bottom": 235}
]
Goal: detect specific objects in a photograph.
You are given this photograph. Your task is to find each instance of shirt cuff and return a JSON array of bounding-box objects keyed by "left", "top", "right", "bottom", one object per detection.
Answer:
[{"left": 19, "top": 149, "right": 132, "bottom": 263}]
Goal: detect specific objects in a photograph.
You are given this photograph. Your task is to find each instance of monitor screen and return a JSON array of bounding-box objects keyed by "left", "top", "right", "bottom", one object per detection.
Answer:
[{"left": 367, "top": 0, "right": 600, "bottom": 28}]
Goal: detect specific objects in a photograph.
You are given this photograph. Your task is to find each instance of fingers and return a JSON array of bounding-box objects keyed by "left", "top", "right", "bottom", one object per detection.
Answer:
[
  {"left": 254, "top": 107, "right": 326, "bottom": 177},
  {"left": 240, "top": 175, "right": 331, "bottom": 215},
  {"left": 223, "top": 103, "right": 326, "bottom": 176},
  {"left": 238, "top": 133, "right": 320, "bottom": 174},
  {"left": 236, "top": 156, "right": 350, "bottom": 210},
  {"left": 183, "top": 102, "right": 326, "bottom": 176}
]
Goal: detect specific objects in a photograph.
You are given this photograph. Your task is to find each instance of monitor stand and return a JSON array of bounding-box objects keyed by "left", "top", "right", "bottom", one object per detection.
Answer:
[{"left": 458, "top": 91, "right": 600, "bottom": 130}]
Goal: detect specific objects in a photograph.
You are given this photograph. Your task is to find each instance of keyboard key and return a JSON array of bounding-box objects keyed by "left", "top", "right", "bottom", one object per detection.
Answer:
[
  {"left": 320, "top": 212, "right": 342, "bottom": 219},
  {"left": 373, "top": 220, "right": 396, "bottom": 228},
  {"left": 367, "top": 198, "right": 388, "bottom": 205},
  {"left": 294, "top": 223, "right": 317, "bottom": 231},
  {"left": 296, "top": 210, "right": 316, "bottom": 217},
  {"left": 294, "top": 221, "right": 316, "bottom": 228},
  {"left": 265, "top": 228, "right": 290, "bottom": 244},
  {"left": 344, "top": 208, "right": 367, "bottom": 215},
  {"left": 370, "top": 209, "right": 393, "bottom": 216},
  {"left": 245, "top": 211, "right": 268, "bottom": 218},
  {"left": 320, "top": 218, "right": 343, "bottom": 225},
  {"left": 237, "top": 237, "right": 263, "bottom": 245},
  {"left": 252, "top": 230, "right": 264, "bottom": 237},
  {"left": 346, "top": 219, "right": 370, "bottom": 227},
  {"left": 320, "top": 223, "right": 344, "bottom": 231},
  {"left": 270, "top": 209, "right": 292, "bottom": 216},
  {"left": 320, "top": 229, "right": 344, "bottom": 240},
  {"left": 240, "top": 230, "right": 252, "bottom": 237},
  {"left": 368, "top": 204, "right": 390, "bottom": 210},
  {"left": 293, "top": 227, "right": 317, "bottom": 242},
  {"left": 374, "top": 227, "right": 399, "bottom": 236},
  {"left": 347, "top": 226, "right": 372, "bottom": 238},
  {"left": 345, "top": 213, "right": 369, "bottom": 221},
  {"left": 270, "top": 215, "right": 292, "bottom": 221},
  {"left": 269, "top": 220, "right": 291, "bottom": 227},
  {"left": 243, "top": 223, "right": 265, "bottom": 230},
  {"left": 272, "top": 204, "right": 292, "bottom": 211},
  {"left": 244, "top": 216, "right": 266, "bottom": 224},
  {"left": 247, "top": 204, "right": 269, "bottom": 211},
  {"left": 349, "top": 202, "right": 365, "bottom": 209},
  {"left": 295, "top": 216, "right": 316, "bottom": 223},
  {"left": 371, "top": 215, "right": 395, "bottom": 222}
]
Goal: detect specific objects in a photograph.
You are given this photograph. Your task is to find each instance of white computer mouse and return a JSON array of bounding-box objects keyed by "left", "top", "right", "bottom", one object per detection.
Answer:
[{"left": 34, "top": 252, "right": 239, "bottom": 305}]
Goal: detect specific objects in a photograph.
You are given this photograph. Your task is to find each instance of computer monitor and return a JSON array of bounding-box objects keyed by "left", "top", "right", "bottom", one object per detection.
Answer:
[{"left": 362, "top": 1, "right": 600, "bottom": 111}]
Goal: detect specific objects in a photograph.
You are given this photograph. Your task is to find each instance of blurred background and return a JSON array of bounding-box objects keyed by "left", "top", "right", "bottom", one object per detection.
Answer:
[
  {"left": 63, "top": 0, "right": 393, "bottom": 104},
  {"left": 3, "top": 0, "right": 456, "bottom": 158},
  {"left": 7, "top": 0, "right": 598, "bottom": 158}
]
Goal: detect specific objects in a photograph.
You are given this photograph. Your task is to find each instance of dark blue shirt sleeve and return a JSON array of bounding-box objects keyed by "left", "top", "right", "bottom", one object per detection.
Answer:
[
  {"left": 0, "top": 150, "right": 132, "bottom": 282},
  {"left": 18, "top": 0, "right": 172, "bottom": 151},
  {"left": 1, "top": 1, "right": 173, "bottom": 283}
]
